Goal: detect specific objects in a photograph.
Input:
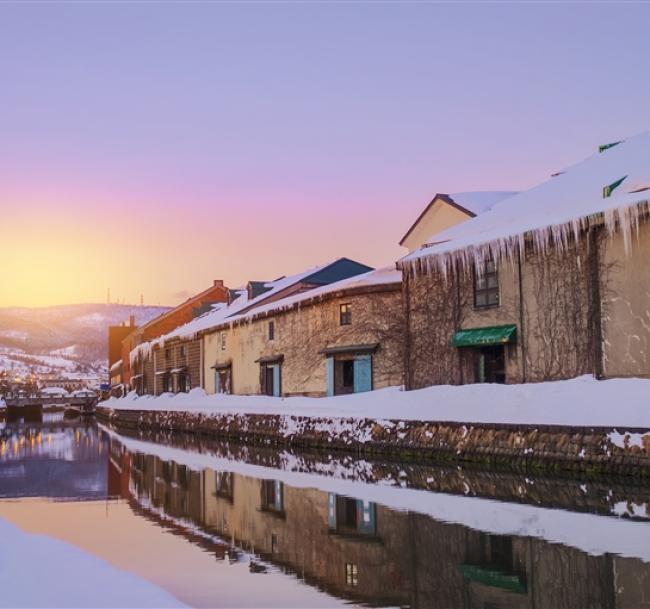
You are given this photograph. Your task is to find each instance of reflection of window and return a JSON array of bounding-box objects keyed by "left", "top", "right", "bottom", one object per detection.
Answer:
[
  {"left": 215, "top": 471, "right": 234, "bottom": 501},
  {"left": 339, "top": 303, "right": 352, "bottom": 325},
  {"left": 474, "top": 260, "right": 499, "bottom": 308},
  {"left": 271, "top": 533, "right": 278, "bottom": 554},
  {"left": 261, "top": 480, "right": 284, "bottom": 513},
  {"left": 162, "top": 372, "right": 172, "bottom": 393},
  {"left": 180, "top": 345, "right": 186, "bottom": 357},
  {"left": 329, "top": 494, "right": 376, "bottom": 536},
  {"left": 345, "top": 563, "right": 358, "bottom": 587}
]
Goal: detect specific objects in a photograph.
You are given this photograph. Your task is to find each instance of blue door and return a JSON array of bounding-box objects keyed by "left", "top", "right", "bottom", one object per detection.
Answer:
[
  {"left": 353, "top": 355, "right": 372, "bottom": 393},
  {"left": 272, "top": 364, "right": 281, "bottom": 397},
  {"left": 325, "top": 357, "right": 334, "bottom": 397}
]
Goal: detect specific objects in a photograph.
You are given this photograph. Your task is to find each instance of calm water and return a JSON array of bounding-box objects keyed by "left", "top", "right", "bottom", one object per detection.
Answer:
[{"left": 2, "top": 412, "right": 650, "bottom": 608}]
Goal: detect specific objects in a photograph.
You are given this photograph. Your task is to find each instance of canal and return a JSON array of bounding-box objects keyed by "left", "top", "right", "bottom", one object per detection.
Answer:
[{"left": 2, "top": 412, "right": 650, "bottom": 608}]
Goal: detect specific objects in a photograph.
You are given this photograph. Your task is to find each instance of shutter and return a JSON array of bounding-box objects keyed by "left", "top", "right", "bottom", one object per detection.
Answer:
[
  {"left": 272, "top": 365, "right": 281, "bottom": 397},
  {"left": 353, "top": 355, "right": 372, "bottom": 393},
  {"left": 326, "top": 357, "right": 334, "bottom": 397},
  {"left": 327, "top": 493, "right": 337, "bottom": 529},
  {"left": 357, "top": 500, "right": 376, "bottom": 535}
]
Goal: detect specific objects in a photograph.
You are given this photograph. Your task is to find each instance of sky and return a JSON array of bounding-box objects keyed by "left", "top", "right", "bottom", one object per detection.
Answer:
[{"left": 1, "top": 1, "right": 649, "bottom": 307}]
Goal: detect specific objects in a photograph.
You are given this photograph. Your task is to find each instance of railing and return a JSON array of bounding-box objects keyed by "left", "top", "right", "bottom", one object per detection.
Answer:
[{"left": 3, "top": 396, "right": 97, "bottom": 412}]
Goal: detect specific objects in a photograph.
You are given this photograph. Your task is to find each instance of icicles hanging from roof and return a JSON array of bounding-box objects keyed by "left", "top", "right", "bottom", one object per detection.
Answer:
[{"left": 401, "top": 199, "right": 650, "bottom": 280}]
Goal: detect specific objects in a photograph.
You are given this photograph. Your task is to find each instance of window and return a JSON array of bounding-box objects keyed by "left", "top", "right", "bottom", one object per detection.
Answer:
[
  {"left": 180, "top": 345, "right": 186, "bottom": 358},
  {"left": 261, "top": 480, "right": 284, "bottom": 512},
  {"left": 268, "top": 321, "right": 275, "bottom": 341},
  {"left": 474, "top": 260, "right": 499, "bottom": 308},
  {"left": 165, "top": 348, "right": 171, "bottom": 360},
  {"left": 162, "top": 372, "right": 171, "bottom": 393},
  {"left": 345, "top": 563, "right": 358, "bottom": 587},
  {"left": 215, "top": 471, "right": 234, "bottom": 500},
  {"left": 339, "top": 303, "right": 352, "bottom": 325},
  {"left": 220, "top": 332, "right": 226, "bottom": 351}
]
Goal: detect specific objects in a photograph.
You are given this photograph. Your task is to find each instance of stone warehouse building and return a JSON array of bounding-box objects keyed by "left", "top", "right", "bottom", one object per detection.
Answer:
[
  {"left": 399, "top": 134, "right": 650, "bottom": 388},
  {"left": 202, "top": 266, "right": 403, "bottom": 397},
  {"left": 129, "top": 258, "right": 403, "bottom": 397},
  {"left": 119, "top": 280, "right": 230, "bottom": 395}
]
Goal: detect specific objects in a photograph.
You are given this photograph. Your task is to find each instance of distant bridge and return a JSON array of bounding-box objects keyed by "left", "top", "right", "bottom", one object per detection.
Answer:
[{"left": 3, "top": 396, "right": 97, "bottom": 414}]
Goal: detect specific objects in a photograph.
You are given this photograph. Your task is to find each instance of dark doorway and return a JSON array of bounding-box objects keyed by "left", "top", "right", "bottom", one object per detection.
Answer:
[
  {"left": 264, "top": 366, "right": 275, "bottom": 396},
  {"left": 334, "top": 359, "right": 355, "bottom": 395},
  {"left": 474, "top": 345, "right": 506, "bottom": 384}
]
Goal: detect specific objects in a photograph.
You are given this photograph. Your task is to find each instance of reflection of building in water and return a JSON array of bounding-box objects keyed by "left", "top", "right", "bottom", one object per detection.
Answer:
[{"left": 108, "top": 440, "right": 650, "bottom": 608}]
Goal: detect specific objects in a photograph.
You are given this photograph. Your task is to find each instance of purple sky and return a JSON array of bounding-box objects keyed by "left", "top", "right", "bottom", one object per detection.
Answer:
[{"left": 1, "top": 2, "right": 648, "bottom": 306}]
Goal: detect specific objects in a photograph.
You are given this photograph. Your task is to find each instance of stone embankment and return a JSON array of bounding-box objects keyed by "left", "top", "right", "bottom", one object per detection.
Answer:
[{"left": 96, "top": 406, "right": 650, "bottom": 476}]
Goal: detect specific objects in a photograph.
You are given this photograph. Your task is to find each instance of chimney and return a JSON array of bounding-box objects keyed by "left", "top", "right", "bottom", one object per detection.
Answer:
[
  {"left": 129, "top": 315, "right": 135, "bottom": 327},
  {"left": 213, "top": 280, "right": 224, "bottom": 287}
]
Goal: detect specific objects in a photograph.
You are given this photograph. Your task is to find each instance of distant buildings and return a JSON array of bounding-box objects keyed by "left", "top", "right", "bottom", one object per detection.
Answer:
[{"left": 110, "top": 132, "right": 650, "bottom": 399}]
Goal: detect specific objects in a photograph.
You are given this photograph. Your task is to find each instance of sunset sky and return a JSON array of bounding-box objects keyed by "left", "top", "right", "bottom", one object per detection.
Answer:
[{"left": 1, "top": 2, "right": 649, "bottom": 307}]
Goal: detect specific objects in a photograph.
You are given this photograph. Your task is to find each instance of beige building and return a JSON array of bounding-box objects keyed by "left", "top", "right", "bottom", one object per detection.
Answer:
[
  {"left": 399, "top": 191, "right": 517, "bottom": 253},
  {"left": 203, "top": 267, "right": 404, "bottom": 397},
  {"left": 399, "top": 135, "right": 650, "bottom": 388}
]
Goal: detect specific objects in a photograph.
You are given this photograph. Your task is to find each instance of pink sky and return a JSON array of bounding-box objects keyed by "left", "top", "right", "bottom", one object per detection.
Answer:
[{"left": 2, "top": 2, "right": 648, "bottom": 307}]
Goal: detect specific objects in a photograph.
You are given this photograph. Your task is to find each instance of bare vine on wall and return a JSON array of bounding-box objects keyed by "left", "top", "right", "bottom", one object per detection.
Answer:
[
  {"left": 523, "top": 230, "right": 614, "bottom": 381},
  {"left": 405, "top": 269, "right": 467, "bottom": 389}
]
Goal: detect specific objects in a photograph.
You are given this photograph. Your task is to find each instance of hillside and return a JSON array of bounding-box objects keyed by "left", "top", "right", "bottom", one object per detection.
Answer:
[{"left": 0, "top": 304, "right": 170, "bottom": 376}]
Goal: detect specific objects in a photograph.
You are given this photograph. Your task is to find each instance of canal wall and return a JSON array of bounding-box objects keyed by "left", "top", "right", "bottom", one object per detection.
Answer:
[{"left": 96, "top": 406, "right": 650, "bottom": 476}]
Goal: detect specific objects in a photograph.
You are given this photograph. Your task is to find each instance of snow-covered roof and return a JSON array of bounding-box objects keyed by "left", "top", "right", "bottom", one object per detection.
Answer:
[
  {"left": 400, "top": 132, "right": 650, "bottom": 274},
  {"left": 129, "top": 263, "right": 399, "bottom": 365},
  {"left": 447, "top": 191, "right": 518, "bottom": 216},
  {"left": 222, "top": 266, "right": 402, "bottom": 325}
]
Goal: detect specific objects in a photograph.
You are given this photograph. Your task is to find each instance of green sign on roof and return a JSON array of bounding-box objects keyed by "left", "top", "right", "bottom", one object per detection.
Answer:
[{"left": 452, "top": 324, "right": 517, "bottom": 348}]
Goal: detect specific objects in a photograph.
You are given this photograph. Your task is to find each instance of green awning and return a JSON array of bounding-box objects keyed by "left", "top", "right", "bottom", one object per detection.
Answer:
[
  {"left": 452, "top": 324, "right": 516, "bottom": 348},
  {"left": 458, "top": 564, "right": 527, "bottom": 594}
]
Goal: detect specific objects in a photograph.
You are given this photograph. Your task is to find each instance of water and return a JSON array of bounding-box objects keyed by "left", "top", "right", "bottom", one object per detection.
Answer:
[{"left": 2, "top": 412, "right": 650, "bottom": 608}]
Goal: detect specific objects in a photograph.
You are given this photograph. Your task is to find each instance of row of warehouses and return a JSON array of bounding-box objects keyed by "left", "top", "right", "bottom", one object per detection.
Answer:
[{"left": 109, "top": 133, "right": 650, "bottom": 399}]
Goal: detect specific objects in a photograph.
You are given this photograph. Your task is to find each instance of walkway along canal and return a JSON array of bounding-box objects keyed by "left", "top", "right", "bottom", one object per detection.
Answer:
[{"left": 2, "top": 410, "right": 650, "bottom": 607}]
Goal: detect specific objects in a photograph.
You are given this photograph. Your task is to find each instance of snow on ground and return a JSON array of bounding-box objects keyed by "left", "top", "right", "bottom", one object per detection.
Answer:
[
  {"left": 0, "top": 517, "right": 186, "bottom": 608},
  {"left": 101, "top": 425, "right": 650, "bottom": 563},
  {"left": 101, "top": 375, "right": 650, "bottom": 428}
]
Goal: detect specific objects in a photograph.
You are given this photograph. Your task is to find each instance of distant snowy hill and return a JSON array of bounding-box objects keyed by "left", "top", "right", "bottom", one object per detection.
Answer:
[{"left": 0, "top": 304, "right": 170, "bottom": 376}]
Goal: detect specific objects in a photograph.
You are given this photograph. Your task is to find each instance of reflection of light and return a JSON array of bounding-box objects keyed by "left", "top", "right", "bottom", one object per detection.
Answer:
[{"left": 1, "top": 440, "right": 5, "bottom": 456}]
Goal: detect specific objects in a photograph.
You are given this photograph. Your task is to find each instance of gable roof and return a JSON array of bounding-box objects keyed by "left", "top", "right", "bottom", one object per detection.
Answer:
[
  {"left": 399, "top": 191, "right": 517, "bottom": 246},
  {"left": 400, "top": 132, "right": 650, "bottom": 275},
  {"left": 137, "top": 281, "right": 227, "bottom": 333}
]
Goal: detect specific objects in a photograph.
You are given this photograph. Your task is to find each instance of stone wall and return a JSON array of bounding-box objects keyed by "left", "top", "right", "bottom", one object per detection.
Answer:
[
  {"left": 97, "top": 406, "right": 650, "bottom": 476},
  {"left": 203, "top": 285, "right": 404, "bottom": 397}
]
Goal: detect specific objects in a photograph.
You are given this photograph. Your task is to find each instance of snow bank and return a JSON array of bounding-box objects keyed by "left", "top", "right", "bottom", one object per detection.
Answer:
[
  {"left": 101, "top": 426, "right": 650, "bottom": 563},
  {"left": 100, "top": 375, "right": 650, "bottom": 428},
  {"left": 0, "top": 517, "right": 186, "bottom": 608}
]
